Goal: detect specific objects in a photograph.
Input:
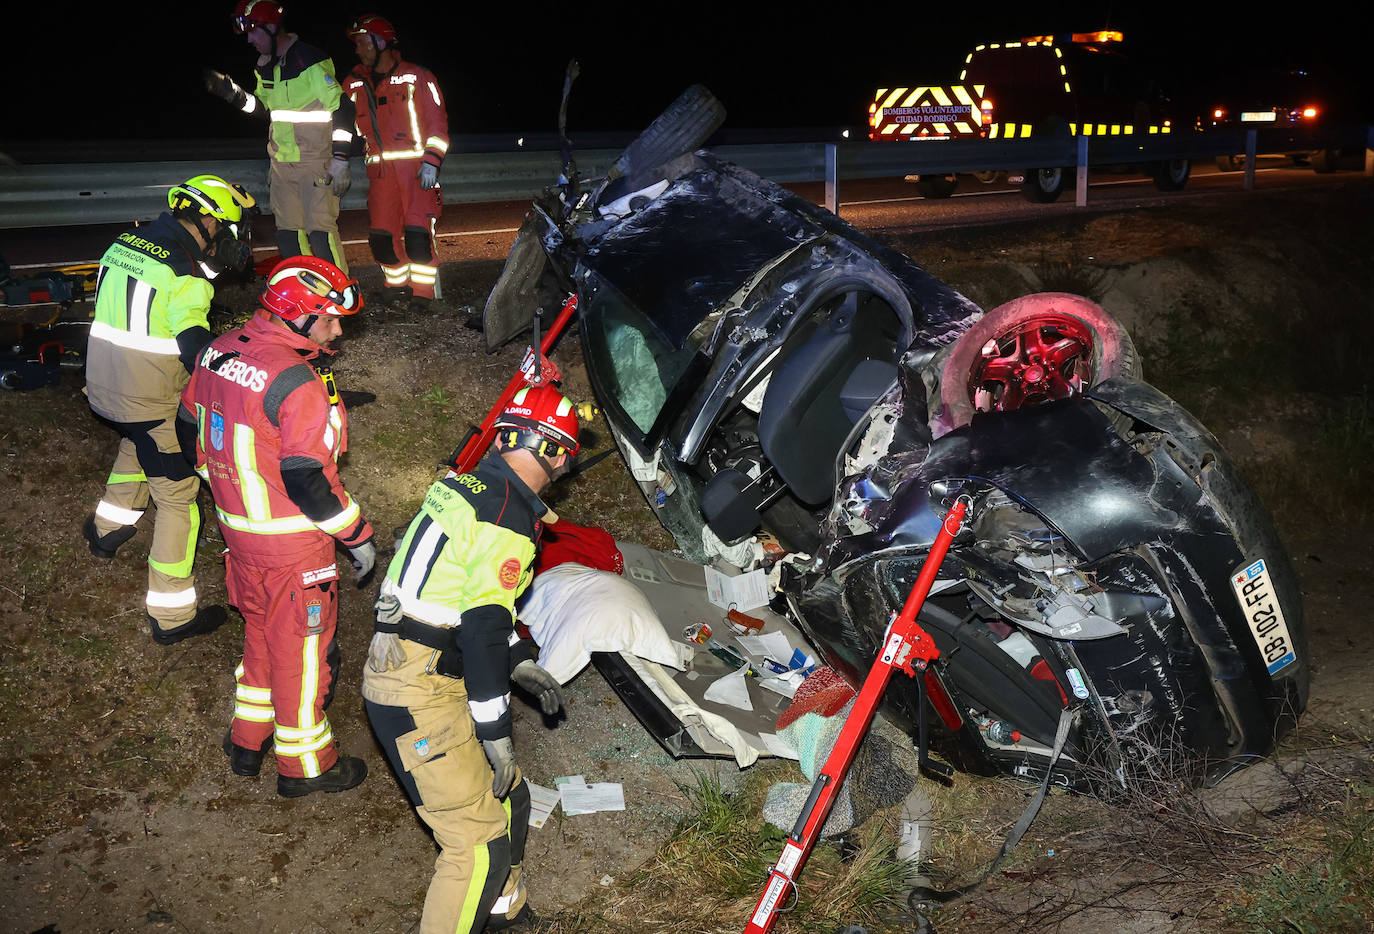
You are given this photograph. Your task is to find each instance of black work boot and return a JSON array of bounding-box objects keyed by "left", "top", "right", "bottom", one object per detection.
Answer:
[
  {"left": 277, "top": 755, "right": 368, "bottom": 798},
  {"left": 83, "top": 514, "right": 137, "bottom": 559},
  {"left": 150, "top": 605, "right": 229, "bottom": 646},
  {"left": 485, "top": 905, "right": 538, "bottom": 931},
  {"left": 223, "top": 731, "right": 274, "bottom": 777}
]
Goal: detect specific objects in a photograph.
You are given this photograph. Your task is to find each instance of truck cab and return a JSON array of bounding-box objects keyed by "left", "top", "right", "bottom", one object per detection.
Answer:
[{"left": 869, "top": 31, "right": 1189, "bottom": 201}]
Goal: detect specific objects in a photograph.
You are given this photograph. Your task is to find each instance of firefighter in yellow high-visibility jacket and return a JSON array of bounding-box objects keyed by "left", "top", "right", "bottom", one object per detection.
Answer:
[
  {"left": 83, "top": 174, "right": 255, "bottom": 644},
  {"left": 203, "top": 1, "right": 356, "bottom": 270}
]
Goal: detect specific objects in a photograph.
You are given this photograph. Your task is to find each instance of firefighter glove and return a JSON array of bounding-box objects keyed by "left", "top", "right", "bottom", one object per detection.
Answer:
[
  {"left": 511, "top": 659, "right": 563, "bottom": 716},
  {"left": 482, "top": 737, "right": 518, "bottom": 798},
  {"left": 203, "top": 69, "right": 242, "bottom": 104},
  {"left": 418, "top": 162, "right": 440, "bottom": 190},
  {"left": 319, "top": 156, "right": 352, "bottom": 197},
  {"left": 375, "top": 591, "right": 403, "bottom": 626},
  {"left": 348, "top": 538, "right": 376, "bottom": 587},
  {"left": 367, "top": 632, "right": 407, "bottom": 672}
]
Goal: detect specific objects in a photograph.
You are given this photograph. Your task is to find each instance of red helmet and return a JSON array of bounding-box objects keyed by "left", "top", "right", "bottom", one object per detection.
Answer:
[
  {"left": 260, "top": 256, "right": 363, "bottom": 322},
  {"left": 494, "top": 385, "right": 581, "bottom": 458},
  {"left": 346, "top": 14, "right": 397, "bottom": 46},
  {"left": 233, "top": 0, "right": 283, "bottom": 34}
]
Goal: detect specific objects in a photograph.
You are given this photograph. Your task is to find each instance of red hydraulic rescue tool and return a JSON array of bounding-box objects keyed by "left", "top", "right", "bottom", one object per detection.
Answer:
[
  {"left": 446, "top": 293, "right": 579, "bottom": 475},
  {"left": 744, "top": 495, "right": 971, "bottom": 934}
]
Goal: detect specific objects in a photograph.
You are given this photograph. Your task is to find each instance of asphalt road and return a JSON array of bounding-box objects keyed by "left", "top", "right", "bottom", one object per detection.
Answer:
[{"left": 1, "top": 160, "right": 1362, "bottom": 273}]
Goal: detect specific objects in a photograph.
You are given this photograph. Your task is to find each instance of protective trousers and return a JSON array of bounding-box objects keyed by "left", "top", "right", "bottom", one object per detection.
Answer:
[
  {"left": 90, "top": 415, "right": 202, "bottom": 632},
  {"left": 365, "top": 692, "right": 530, "bottom": 933},
  {"left": 366, "top": 160, "right": 442, "bottom": 299},
  {"left": 226, "top": 538, "right": 342, "bottom": 779},
  {"left": 269, "top": 159, "right": 348, "bottom": 272}
]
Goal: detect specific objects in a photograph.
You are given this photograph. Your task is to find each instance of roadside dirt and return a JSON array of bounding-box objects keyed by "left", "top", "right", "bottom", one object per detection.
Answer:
[{"left": 2, "top": 179, "right": 1371, "bottom": 933}]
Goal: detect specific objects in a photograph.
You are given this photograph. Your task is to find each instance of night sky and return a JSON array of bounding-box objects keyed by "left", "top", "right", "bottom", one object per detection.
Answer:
[{"left": 13, "top": 3, "right": 1373, "bottom": 143}]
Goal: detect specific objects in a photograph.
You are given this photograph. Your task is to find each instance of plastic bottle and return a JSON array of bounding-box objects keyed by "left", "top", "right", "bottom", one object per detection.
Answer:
[{"left": 985, "top": 720, "right": 1021, "bottom": 745}]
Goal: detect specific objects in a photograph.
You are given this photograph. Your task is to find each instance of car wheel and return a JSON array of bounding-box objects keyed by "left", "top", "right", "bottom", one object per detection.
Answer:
[
  {"left": 1152, "top": 158, "right": 1191, "bottom": 191},
  {"left": 604, "top": 84, "right": 725, "bottom": 199},
  {"left": 1021, "top": 167, "right": 1066, "bottom": 203},
  {"left": 972, "top": 170, "right": 1001, "bottom": 184},
  {"left": 933, "top": 292, "right": 1140, "bottom": 435},
  {"left": 913, "top": 173, "right": 958, "bottom": 199},
  {"left": 1215, "top": 154, "right": 1244, "bottom": 172}
]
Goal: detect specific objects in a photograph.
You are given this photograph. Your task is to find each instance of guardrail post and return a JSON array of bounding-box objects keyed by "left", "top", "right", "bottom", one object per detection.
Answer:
[
  {"left": 1075, "top": 135, "right": 1089, "bottom": 207},
  {"left": 825, "top": 144, "right": 838, "bottom": 215},
  {"left": 1244, "top": 129, "right": 1258, "bottom": 191}
]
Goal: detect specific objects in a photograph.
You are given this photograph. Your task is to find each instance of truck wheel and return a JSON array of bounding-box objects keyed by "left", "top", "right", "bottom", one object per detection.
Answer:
[
  {"left": 1152, "top": 158, "right": 1190, "bottom": 191},
  {"left": 1021, "top": 167, "right": 1066, "bottom": 203},
  {"left": 913, "top": 174, "right": 958, "bottom": 199}
]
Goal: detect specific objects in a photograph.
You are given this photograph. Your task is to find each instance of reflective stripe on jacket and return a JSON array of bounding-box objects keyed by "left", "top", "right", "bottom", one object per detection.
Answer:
[
  {"left": 178, "top": 310, "right": 370, "bottom": 559},
  {"left": 85, "top": 212, "right": 214, "bottom": 423},
  {"left": 363, "top": 457, "right": 542, "bottom": 738},
  {"left": 248, "top": 36, "right": 349, "bottom": 164},
  {"left": 345, "top": 59, "right": 449, "bottom": 168}
]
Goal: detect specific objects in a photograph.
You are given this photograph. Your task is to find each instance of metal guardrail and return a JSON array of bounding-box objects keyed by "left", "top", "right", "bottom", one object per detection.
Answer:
[{"left": 1, "top": 126, "right": 1370, "bottom": 229}]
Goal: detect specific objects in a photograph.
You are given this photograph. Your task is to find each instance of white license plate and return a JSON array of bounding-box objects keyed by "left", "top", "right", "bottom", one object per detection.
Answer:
[
  {"left": 1241, "top": 111, "right": 1278, "bottom": 122},
  {"left": 1231, "top": 558, "right": 1296, "bottom": 675}
]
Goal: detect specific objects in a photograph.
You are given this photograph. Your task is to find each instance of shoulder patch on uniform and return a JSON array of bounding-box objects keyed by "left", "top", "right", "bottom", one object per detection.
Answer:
[{"left": 498, "top": 558, "right": 523, "bottom": 590}]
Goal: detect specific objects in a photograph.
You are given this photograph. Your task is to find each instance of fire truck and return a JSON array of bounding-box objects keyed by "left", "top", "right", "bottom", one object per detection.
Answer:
[{"left": 868, "top": 31, "right": 1190, "bottom": 202}]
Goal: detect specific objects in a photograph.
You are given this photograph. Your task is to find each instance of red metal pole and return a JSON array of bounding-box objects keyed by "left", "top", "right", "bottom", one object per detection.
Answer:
[
  {"left": 744, "top": 498, "right": 969, "bottom": 934},
  {"left": 448, "top": 293, "right": 579, "bottom": 475}
]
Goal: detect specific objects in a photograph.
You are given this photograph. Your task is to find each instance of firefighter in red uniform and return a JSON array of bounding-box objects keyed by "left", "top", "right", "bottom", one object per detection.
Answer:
[
  {"left": 179, "top": 256, "right": 375, "bottom": 797},
  {"left": 343, "top": 14, "right": 450, "bottom": 312}
]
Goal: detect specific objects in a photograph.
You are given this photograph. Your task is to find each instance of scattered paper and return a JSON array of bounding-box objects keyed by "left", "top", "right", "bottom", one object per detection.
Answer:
[
  {"left": 703, "top": 665, "right": 754, "bottom": 712},
  {"left": 704, "top": 566, "right": 772, "bottom": 611},
  {"left": 560, "top": 782, "right": 625, "bottom": 814},
  {"left": 554, "top": 775, "right": 591, "bottom": 815},
  {"left": 737, "top": 630, "right": 793, "bottom": 661},
  {"left": 758, "top": 670, "right": 807, "bottom": 699},
  {"left": 760, "top": 732, "right": 800, "bottom": 760},
  {"left": 526, "top": 781, "right": 561, "bottom": 828}
]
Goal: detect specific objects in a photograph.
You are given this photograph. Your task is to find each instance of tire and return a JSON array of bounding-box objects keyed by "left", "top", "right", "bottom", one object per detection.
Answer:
[
  {"left": 1021, "top": 167, "right": 1066, "bottom": 203},
  {"left": 933, "top": 292, "right": 1141, "bottom": 435},
  {"left": 607, "top": 84, "right": 726, "bottom": 195},
  {"left": 1152, "top": 158, "right": 1191, "bottom": 191},
  {"left": 1215, "top": 154, "right": 1243, "bottom": 172},
  {"left": 912, "top": 173, "right": 958, "bottom": 199},
  {"left": 1311, "top": 148, "right": 1339, "bottom": 173},
  {"left": 972, "top": 170, "right": 1001, "bottom": 184}
]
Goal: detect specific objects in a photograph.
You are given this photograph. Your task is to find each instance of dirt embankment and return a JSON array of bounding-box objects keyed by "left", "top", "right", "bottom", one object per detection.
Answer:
[{"left": 1, "top": 179, "right": 1371, "bottom": 933}]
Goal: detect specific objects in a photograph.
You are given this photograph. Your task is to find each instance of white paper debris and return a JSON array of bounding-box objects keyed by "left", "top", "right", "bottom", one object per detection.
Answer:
[
  {"left": 737, "top": 630, "right": 793, "bottom": 661},
  {"left": 703, "top": 665, "right": 754, "bottom": 711},
  {"left": 560, "top": 782, "right": 626, "bottom": 814},
  {"left": 760, "top": 732, "right": 800, "bottom": 760},
  {"left": 703, "top": 566, "right": 772, "bottom": 611},
  {"left": 526, "top": 781, "right": 561, "bottom": 828}
]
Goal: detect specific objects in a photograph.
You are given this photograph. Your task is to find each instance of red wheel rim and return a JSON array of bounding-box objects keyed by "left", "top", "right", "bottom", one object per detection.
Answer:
[{"left": 967, "top": 313, "right": 1094, "bottom": 413}]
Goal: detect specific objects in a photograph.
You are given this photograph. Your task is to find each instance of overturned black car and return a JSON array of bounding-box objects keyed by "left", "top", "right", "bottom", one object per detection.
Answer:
[{"left": 484, "top": 83, "right": 1308, "bottom": 790}]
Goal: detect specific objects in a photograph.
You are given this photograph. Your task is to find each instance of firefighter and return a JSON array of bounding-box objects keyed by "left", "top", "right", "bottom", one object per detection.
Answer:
[
  {"left": 84, "top": 173, "right": 256, "bottom": 644},
  {"left": 203, "top": 1, "right": 355, "bottom": 271},
  {"left": 362, "top": 384, "right": 580, "bottom": 932},
  {"left": 343, "top": 14, "right": 450, "bottom": 312},
  {"left": 179, "top": 255, "right": 375, "bottom": 797}
]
